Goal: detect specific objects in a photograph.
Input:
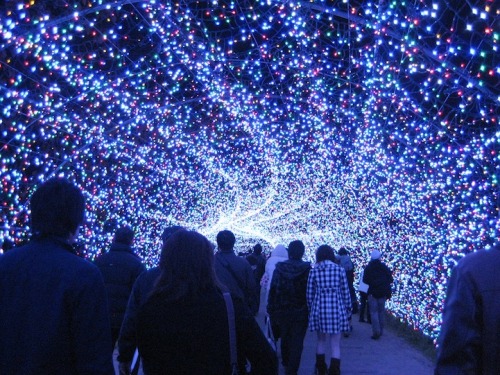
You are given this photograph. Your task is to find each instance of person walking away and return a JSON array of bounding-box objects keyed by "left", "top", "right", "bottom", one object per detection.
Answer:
[
  {"left": 246, "top": 243, "right": 267, "bottom": 311},
  {"left": 307, "top": 245, "right": 351, "bottom": 375},
  {"left": 357, "top": 268, "right": 371, "bottom": 323},
  {"left": 95, "top": 226, "right": 146, "bottom": 347},
  {"left": 337, "top": 248, "right": 357, "bottom": 314},
  {"left": 0, "top": 177, "right": 114, "bottom": 374},
  {"left": 262, "top": 244, "right": 288, "bottom": 305},
  {"left": 136, "top": 229, "right": 278, "bottom": 375},
  {"left": 267, "top": 240, "right": 311, "bottom": 375},
  {"left": 435, "top": 244, "right": 500, "bottom": 374},
  {"left": 362, "top": 249, "right": 393, "bottom": 340}
]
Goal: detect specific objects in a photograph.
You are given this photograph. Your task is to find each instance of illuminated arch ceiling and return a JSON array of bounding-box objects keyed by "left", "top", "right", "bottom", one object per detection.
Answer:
[{"left": 1, "top": 0, "right": 498, "bottom": 338}]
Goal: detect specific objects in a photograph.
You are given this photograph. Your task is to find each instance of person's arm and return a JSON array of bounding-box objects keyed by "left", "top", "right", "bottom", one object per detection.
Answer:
[
  {"left": 435, "top": 263, "right": 481, "bottom": 374},
  {"left": 72, "top": 267, "right": 115, "bottom": 375},
  {"left": 340, "top": 270, "right": 352, "bottom": 315},
  {"left": 118, "top": 273, "right": 146, "bottom": 364},
  {"left": 266, "top": 269, "right": 279, "bottom": 314},
  {"left": 306, "top": 270, "right": 315, "bottom": 309}
]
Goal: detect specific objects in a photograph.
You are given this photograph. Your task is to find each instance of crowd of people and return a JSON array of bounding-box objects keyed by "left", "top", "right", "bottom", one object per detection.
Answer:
[{"left": 0, "top": 177, "right": 498, "bottom": 375}]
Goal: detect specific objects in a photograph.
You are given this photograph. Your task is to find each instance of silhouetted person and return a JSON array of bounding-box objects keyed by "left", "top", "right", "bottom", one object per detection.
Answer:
[
  {"left": 362, "top": 250, "right": 393, "bottom": 340},
  {"left": 435, "top": 244, "right": 500, "bottom": 374},
  {"left": 0, "top": 177, "right": 114, "bottom": 374},
  {"left": 214, "top": 230, "right": 259, "bottom": 316},
  {"left": 95, "top": 225, "right": 146, "bottom": 347},
  {"left": 136, "top": 229, "right": 278, "bottom": 374},
  {"left": 117, "top": 225, "right": 184, "bottom": 375},
  {"left": 246, "top": 243, "right": 267, "bottom": 311},
  {"left": 267, "top": 240, "right": 310, "bottom": 375}
]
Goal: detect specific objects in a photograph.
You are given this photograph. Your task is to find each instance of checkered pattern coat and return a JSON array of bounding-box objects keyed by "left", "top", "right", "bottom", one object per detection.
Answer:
[{"left": 307, "top": 260, "right": 352, "bottom": 333}]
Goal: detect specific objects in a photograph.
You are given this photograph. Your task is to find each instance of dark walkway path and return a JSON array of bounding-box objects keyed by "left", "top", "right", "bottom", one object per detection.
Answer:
[{"left": 253, "top": 290, "right": 435, "bottom": 375}]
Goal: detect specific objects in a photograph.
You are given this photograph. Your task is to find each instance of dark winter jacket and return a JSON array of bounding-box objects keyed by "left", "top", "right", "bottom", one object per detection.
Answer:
[
  {"left": 363, "top": 259, "right": 393, "bottom": 299},
  {"left": 137, "top": 288, "right": 278, "bottom": 375},
  {"left": 267, "top": 259, "right": 311, "bottom": 315},
  {"left": 435, "top": 246, "right": 500, "bottom": 375},
  {"left": 246, "top": 252, "right": 266, "bottom": 283},
  {"left": 214, "top": 251, "right": 258, "bottom": 315},
  {"left": 118, "top": 266, "right": 161, "bottom": 363},
  {"left": 0, "top": 237, "right": 114, "bottom": 375},
  {"left": 95, "top": 243, "right": 146, "bottom": 330}
]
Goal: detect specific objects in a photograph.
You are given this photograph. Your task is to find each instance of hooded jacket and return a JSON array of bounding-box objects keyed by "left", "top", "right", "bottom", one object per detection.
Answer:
[{"left": 267, "top": 259, "right": 311, "bottom": 314}]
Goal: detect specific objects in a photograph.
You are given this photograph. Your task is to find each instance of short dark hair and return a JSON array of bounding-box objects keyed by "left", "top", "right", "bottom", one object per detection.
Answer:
[
  {"left": 316, "top": 244, "right": 335, "bottom": 263},
  {"left": 30, "top": 178, "right": 85, "bottom": 238},
  {"left": 338, "top": 247, "right": 348, "bottom": 256},
  {"left": 288, "top": 240, "right": 305, "bottom": 260},
  {"left": 216, "top": 230, "right": 236, "bottom": 251},
  {"left": 253, "top": 243, "right": 263, "bottom": 255},
  {"left": 114, "top": 226, "right": 134, "bottom": 245},
  {"left": 155, "top": 230, "right": 220, "bottom": 301}
]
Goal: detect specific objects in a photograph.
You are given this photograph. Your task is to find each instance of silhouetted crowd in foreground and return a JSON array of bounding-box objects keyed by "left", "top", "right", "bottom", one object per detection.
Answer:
[{"left": 0, "top": 177, "right": 499, "bottom": 375}]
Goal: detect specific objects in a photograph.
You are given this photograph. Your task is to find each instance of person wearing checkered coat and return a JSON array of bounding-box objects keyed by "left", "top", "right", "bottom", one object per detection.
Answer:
[{"left": 307, "top": 245, "right": 352, "bottom": 375}]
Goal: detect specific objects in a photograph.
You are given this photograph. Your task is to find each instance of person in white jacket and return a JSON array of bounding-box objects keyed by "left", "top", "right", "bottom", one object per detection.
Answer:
[{"left": 261, "top": 244, "right": 288, "bottom": 307}]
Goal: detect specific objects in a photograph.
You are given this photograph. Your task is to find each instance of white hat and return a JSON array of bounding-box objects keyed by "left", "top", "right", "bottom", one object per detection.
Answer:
[{"left": 371, "top": 250, "right": 381, "bottom": 260}]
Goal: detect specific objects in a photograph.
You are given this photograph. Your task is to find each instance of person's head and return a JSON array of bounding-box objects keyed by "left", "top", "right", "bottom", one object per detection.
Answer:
[
  {"left": 371, "top": 250, "right": 381, "bottom": 260},
  {"left": 338, "top": 247, "right": 348, "bottom": 256},
  {"left": 30, "top": 177, "right": 85, "bottom": 242},
  {"left": 156, "top": 230, "right": 219, "bottom": 301},
  {"left": 161, "top": 225, "right": 184, "bottom": 244},
  {"left": 113, "top": 226, "right": 134, "bottom": 246},
  {"left": 216, "top": 230, "right": 236, "bottom": 252},
  {"left": 253, "top": 243, "right": 263, "bottom": 255},
  {"left": 287, "top": 240, "right": 305, "bottom": 260},
  {"left": 316, "top": 244, "right": 335, "bottom": 263}
]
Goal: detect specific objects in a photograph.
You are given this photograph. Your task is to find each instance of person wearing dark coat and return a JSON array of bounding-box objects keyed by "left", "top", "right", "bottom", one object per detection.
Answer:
[
  {"left": 246, "top": 243, "right": 267, "bottom": 311},
  {"left": 214, "top": 230, "right": 259, "bottom": 316},
  {"left": 0, "top": 177, "right": 114, "bottom": 375},
  {"left": 95, "top": 226, "right": 146, "bottom": 346},
  {"left": 136, "top": 229, "right": 278, "bottom": 375},
  {"left": 117, "top": 225, "right": 184, "bottom": 375},
  {"left": 267, "top": 240, "right": 311, "bottom": 375},
  {"left": 362, "top": 250, "right": 393, "bottom": 340},
  {"left": 435, "top": 244, "right": 500, "bottom": 375}
]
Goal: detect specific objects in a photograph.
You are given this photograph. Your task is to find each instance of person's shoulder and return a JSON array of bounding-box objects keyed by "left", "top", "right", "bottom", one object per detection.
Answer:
[{"left": 459, "top": 247, "right": 500, "bottom": 269}]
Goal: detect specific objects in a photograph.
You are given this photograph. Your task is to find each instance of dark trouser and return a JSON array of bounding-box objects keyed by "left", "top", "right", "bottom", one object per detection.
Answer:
[
  {"left": 272, "top": 311, "right": 308, "bottom": 375},
  {"left": 359, "top": 292, "right": 370, "bottom": 322}
]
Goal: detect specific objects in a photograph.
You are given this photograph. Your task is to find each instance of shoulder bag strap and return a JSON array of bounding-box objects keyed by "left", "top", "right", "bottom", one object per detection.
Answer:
[{"left": 222, "top": 292, "right": 238, "bottom": 372}]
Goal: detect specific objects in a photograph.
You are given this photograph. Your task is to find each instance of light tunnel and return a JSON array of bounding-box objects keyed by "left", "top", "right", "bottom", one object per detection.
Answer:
[{"left": 0, "top": 0, "right": 498, "bottom": 341}]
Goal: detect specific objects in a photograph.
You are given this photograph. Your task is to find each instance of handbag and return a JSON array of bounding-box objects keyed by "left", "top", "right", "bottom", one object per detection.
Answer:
[{"left": 222, "top": 292, "right": 240, "bottom": 375}]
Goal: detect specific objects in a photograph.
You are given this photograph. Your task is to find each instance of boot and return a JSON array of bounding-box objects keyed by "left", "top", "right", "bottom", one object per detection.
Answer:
[
  {"left": 314, "top": 354, "right": 327, "bottom": 375},
  {"left": 328, "top": 358, "right": 340, "bottom": 375}
]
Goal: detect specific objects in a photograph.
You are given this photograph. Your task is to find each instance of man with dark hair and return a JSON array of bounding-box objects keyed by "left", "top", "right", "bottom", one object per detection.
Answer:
[
  {"left": 246, "top": 243, "right": 267, "bottom": 311},
  {"left": 214, "top": 230, "right": 258, "bottom": 316},
  {"left": 95, "top": 225, "right": 146, "bottom": 347},
  {"left": 214, "top": 230, "right": 259, "bottom": 374},
  {"left": 0, "top": 177, "right": 114, "bottom": 375},
  {"left": 117, "top": 225, "right": 184, "bottom": 375},
  {"left": 267, "top": 240, "right": 311, "bottom": 375}
]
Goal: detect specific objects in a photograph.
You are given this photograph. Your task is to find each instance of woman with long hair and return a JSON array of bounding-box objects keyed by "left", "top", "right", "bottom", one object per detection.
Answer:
[
  {"left": 136, "top": 229, "right": 277, "bottom": 375},
  {"left": 307, "top": 245, "right": 351, "bottom": 375}
]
